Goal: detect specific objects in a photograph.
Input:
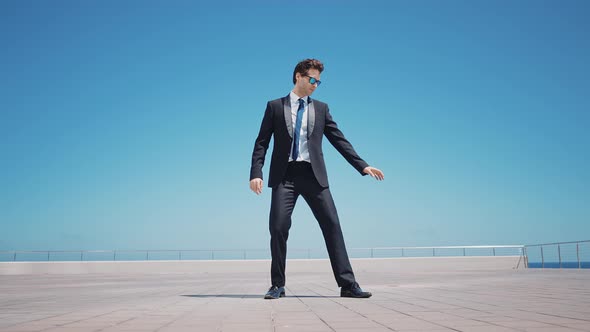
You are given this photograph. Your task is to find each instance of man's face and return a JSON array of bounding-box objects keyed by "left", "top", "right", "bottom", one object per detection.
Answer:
[{"left": 295, "top": 68, "right": 321, "bottom": 97}]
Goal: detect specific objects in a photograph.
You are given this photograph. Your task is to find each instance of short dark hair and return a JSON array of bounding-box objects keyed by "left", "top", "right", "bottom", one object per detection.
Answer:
[{"left": 292, "top": 59, "right": 324, "bottom": 84}]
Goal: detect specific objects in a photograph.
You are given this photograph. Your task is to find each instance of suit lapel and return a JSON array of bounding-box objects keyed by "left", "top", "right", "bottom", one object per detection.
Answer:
[
  {"left": 307, "top": 97, "right": 315, "bottom": 138},
  {"left": 284, "top": 94, "right": 316, "bottom": 138},
  {"left": 283, "top": 95, "right": 293, "bottom": 138}
]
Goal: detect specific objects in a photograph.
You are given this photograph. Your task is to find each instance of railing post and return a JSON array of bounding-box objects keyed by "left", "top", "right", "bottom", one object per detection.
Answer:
[
  {"left": 243, "top": 250, "right": 247, "bottom": 260},
  {"left": 576, "top": 243, "right": 582, "bottom": 269},
  {"left": 146, "top": 251, "right": 149, "bottom": 260},
  {"left": 524, "top": 247, "right": 528, "bottom": 268},
  {"left": 401, "top": 248, "right": 404, "bottom": 257},
  {"left": 371, "top": 248, "right": 374, "bottom": 258},
  {"left": 113, "top": 251, "right": 117, "bottom": 261},
  {"left": 211, "top": 251, "right": 214, "bottom": 260},
  {"left": 80, "top": 251, "right": 83, "bottom": 261},
  {"left": 541, "top": 246, "right": 545, "bottom": 268},
  {"left": 558, "top": 244, "right": 562, "bottom": 268},
  {"left": 47, "top": 251, "right": 50, "bottom": 261},
  {"left": 463, "top": 248, "right": 466, "bottom": 256},
  {"left": 433, "top": 248, "right": 436, "bottom": 257},
  {"left": 493, "top": 248, "right": 496, "bottom": 256},
  {"left": 13, "top": 252, "right": 17, "bottom": 261},
  {"left": 179, "top": 251, "right": 182, "bottom": 261}
]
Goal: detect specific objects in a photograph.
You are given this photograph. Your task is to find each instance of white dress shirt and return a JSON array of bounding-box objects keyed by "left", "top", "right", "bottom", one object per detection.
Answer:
[{"left": 289, "top": 91, "right": 310, "bottom": 162}]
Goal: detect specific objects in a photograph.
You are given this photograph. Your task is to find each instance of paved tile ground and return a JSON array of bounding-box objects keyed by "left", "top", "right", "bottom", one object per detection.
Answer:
[{"left": 0, "top": 259, "right": 589, "bottom": 332}]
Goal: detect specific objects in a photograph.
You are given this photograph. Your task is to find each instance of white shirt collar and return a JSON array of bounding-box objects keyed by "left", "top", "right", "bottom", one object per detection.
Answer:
[{"left": 290, "top": 91, "right": 311, "bottom": 105}]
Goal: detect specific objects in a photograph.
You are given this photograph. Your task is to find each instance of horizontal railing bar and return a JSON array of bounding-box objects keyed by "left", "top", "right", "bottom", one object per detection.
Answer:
[
  {"left": 525, "top": 240, "right": 590, "bottom": 247},
  {"left": 2, "top": 241, "right": 587, "bottom": 255},
  {"left": 0, "top": 249, "right": 272, "bottom": 253},
  {"left": 0, "top": 245, "right": 525, "bottom": 255},
  {"left": 359, "top": 245, "right": 524, "bottom": 250}
]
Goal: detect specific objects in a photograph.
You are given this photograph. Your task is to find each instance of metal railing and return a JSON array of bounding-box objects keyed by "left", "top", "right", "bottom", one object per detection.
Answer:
[
  {"left": 523, "top": 240, "right": 590, "bottom": 269},
  {"left": 0, "top": 245, "right": 524, "bottom": 262},
  {"left": 3, "top": 242, "right": 588, "bottom": 269}
]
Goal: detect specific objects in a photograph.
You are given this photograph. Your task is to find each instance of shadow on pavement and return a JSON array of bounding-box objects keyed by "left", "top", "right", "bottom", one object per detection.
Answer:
[{"left": 182, "top": 294, "right": 340, "bottom": 299}]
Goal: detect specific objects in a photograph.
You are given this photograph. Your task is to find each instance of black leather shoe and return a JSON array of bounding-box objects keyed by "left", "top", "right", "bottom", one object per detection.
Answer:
[
  {"left": 341, "top": 282, "right": 372, "bottom": 298},
  {"left": 264, "top": 286, "right": 285, "bottom": 299}
]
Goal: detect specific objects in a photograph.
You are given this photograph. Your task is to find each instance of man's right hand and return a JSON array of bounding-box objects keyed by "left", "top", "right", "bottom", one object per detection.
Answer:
[{"left": 250, "top": 178, "right": 263, "bottom": 195}]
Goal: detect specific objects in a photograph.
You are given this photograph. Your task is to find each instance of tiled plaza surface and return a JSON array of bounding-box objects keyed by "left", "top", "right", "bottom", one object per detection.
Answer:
[{"left": 0, "top": 257, "right": 589, "bottom": 332}]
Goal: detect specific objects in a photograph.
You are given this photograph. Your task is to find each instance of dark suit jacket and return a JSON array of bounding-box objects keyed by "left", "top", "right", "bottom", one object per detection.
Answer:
[{"left": 250, "top": 94, "right": 369, "bottom": 188}]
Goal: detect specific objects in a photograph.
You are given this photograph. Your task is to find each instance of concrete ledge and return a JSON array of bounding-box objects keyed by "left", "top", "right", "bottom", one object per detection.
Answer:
[{"left": 0, "top": 256, "right": 522, "bottom": 275}]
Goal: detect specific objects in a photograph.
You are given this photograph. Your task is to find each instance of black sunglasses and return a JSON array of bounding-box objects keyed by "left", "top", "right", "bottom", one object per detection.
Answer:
[{"left": 304, "top": 75, "right": 322, "bottom": 86}]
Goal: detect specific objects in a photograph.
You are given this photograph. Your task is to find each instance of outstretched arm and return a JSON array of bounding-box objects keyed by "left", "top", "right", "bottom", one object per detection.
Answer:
[{"left": 324, "top": 106, "right": 384, "bottom": 181}]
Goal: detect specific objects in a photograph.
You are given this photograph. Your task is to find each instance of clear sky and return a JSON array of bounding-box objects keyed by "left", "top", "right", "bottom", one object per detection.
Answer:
[{"left": 1, "top": 0, "right": 589, "bottom": 251}]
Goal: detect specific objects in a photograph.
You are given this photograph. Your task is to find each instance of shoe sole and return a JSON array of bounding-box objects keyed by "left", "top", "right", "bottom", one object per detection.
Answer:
[{"left": 264, "top": 292, "right": 286, "bottom": 299}]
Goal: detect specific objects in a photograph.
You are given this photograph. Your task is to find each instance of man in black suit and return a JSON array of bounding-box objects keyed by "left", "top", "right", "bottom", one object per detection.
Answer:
[{"left": 250, "top": 59, "right": 384, "bottom": 299}]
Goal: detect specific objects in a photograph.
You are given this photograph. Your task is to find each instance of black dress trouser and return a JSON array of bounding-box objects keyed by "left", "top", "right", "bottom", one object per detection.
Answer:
[{"left": 269, "top": 161, "right": 356, "bottom": 288}]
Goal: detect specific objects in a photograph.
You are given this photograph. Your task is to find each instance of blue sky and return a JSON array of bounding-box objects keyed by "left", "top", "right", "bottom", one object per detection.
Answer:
[{"left": 1, "top": 0, "right": 588, "bottom": 251}]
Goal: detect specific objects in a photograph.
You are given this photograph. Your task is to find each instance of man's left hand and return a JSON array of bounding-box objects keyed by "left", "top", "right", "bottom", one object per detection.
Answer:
[{"left": 363, "top": 166, "right": 385, "bottom": 181}]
